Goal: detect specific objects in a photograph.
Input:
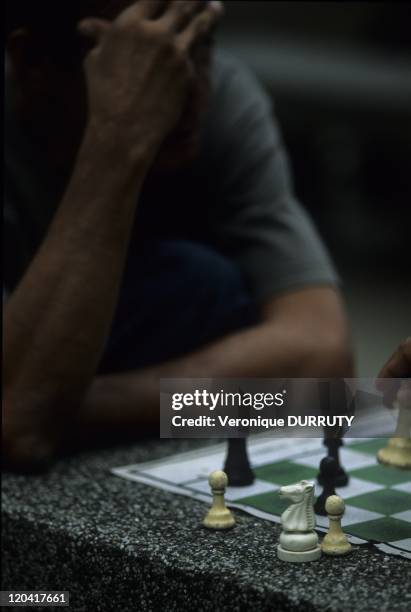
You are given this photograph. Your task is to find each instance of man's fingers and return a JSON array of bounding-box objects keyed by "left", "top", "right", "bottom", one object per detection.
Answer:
[
  {"left": 177, "top": 1, "right": 223, "bottom": 49},
  {"left": 376, "top": 337, "right": 411, "bottom": 406},
  {"left": 159, "top": 1, "right": 207, "bottom": 31},
  {"left": 398, "top": 382, "right": 411, "bottom": 409},
  {"left": 377, "top": 337, "right": 411, "bottom": 379},
  {"left": 78, "top": 18, "right": 110, "bottom": 42},
  {"left": 376, "top": 378, "right": 400, "bottom": 407},
  {"left": 120, "top": 0, "right": 167, "bottom": 21}
]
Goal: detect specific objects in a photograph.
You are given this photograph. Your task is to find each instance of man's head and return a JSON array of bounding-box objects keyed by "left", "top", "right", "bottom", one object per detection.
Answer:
[{"left": 6, "top": 0, "right": 221, "bottom": 170}]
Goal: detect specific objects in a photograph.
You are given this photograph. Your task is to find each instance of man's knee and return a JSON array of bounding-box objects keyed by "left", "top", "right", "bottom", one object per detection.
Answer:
[
  {"left": 100, "top": 240, "right": 258, "bottom": 372},
  {"left": 163, "top": 240, "right": 257, "bottom": 337},
  {"left": 160, "top": 240, "right": 250, "bottom": 308}
]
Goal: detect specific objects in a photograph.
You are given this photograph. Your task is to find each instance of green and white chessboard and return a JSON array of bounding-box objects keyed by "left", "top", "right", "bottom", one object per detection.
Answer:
[{"left": 112, "top": 437, "right": 411, "bottom": 559}]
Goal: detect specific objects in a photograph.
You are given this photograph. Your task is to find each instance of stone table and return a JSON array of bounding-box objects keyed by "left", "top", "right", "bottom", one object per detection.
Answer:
[{"left": 2, "top": 440, "right": 411, "bottom": 611}]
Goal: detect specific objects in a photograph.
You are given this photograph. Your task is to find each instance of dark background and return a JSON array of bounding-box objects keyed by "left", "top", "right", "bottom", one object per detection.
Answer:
[{"left": 218, "top": 1, "right": 411, "bottom": 376}]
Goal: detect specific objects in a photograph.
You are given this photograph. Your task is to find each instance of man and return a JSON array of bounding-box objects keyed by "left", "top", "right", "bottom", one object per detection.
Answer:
[{"left": 3, "top": 0, "right": 353, "bottom": 471}]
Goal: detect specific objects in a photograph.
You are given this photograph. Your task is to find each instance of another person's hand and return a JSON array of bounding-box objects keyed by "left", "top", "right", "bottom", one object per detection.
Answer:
[
  {"left": 376, "top": 337, "right": 411, "bottom": 406},
  {"left": 78, "top": 0, "right": 222, "bottom": 164}
]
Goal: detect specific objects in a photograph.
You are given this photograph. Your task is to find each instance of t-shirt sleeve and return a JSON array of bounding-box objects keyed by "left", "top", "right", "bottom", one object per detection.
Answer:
[{"left": 204, "top": 52, "right": 339, "bottom": 303}]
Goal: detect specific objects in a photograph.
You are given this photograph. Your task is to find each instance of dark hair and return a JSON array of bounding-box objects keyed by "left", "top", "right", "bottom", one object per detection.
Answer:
[{"left": 5, "top": 1, "right": 106, "bottom": 64}]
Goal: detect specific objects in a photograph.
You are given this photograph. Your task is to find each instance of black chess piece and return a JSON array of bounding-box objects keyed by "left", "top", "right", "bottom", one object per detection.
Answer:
[
  {"left": 318, "top": 438, "right": 349, "bottom": 487},
  {"left": 223, "top": 438, "right": 255, "bottom": 486},
  {"left": 317, "top": 380, "right": 350, "bottom": 487},
  {"left": 314, "top": 456, "right": 338, "bottom": 516}
]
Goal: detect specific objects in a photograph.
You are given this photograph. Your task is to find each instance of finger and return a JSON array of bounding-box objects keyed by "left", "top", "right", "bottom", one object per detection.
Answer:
[
  {"left": 377, "top": 338, "right": 411, "bottom": 379},
  {"left": 77, "top": 18, "right": 110, "bottom": 42},
  {"left": 177, "top": 1, "right": 223, "bottom": 49},
  {"left": 398, "top": 382, "right": 411, "bottom": 409},
  {"left": 376, "top": 379, "right": 400, "bottom": 407},
  {"left": 118, "top": 0, "right": 167, "bottom": 23},
  {"left": 176, "top": 4, "right": 220, "bottom": 53},
  {"left": 159, "top": 1, "right": 207, "bottom": 32},
  {"left": 376, "top": 338, "right": 411, "bottom": 406},
  {"left": 376, "top": 354, "right": 401, "bottom": 406}
]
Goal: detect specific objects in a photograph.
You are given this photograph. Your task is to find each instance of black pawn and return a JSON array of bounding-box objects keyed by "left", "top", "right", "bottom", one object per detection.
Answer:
[
  {"left": 223, "top": 438, "right": 255, "bottom": 486},
  {"left": 314, "top": 456, "right": 337, "bottom": 516},
  {"left": 318, "top": 438, "right": 349, "bottom": 487}
]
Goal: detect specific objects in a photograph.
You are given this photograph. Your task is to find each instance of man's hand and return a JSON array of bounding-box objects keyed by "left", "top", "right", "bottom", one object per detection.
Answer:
[
  {"left": 78, "top": 0, "right": 223, "bottom": 162},
  {"left": 376, "top": 337, "right": 411, "bottom": 406},
  {"left": 378, "top": 337, "right": 411, "bottom": 379},
  {"left": 3, "top": 1, "right": 223, "bottom": 472}
]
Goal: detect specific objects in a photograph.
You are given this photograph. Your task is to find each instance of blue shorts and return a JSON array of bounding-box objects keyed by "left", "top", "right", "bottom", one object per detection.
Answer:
[{"left": 98, "top": 240, "right": 257, "bottom": 373}]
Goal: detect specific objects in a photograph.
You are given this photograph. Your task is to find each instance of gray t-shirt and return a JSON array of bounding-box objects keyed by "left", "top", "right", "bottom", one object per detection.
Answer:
[{"left": 4, "top": 50, "right": 338, "bottom": 301}]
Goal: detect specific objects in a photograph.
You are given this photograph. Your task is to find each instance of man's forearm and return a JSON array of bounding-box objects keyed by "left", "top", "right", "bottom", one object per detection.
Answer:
[
  {"left": 4, "top": 126, "right": 151, "bottom": 417},
  {"left": 79, "top": 302, "right": 353, "bottom": 431}
]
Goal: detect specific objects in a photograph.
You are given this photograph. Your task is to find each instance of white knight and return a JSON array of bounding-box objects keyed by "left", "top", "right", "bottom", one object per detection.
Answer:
[{"left": 277, "top": 480, "right": 321, "bottom": 562}]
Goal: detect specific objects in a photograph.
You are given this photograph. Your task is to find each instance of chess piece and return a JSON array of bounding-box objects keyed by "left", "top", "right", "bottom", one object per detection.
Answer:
[
  {"left": 318, "top": 438, "right": 349, "bottom": 487},
  {"left": 277, "top": 480, "right": 321, "bottom": 562},
  {"left": 377, "top": 384, "right": 411, "bottom": 469},
  {"left": 315, "top": 456, "right": 337, "bottom": 516},
  {"left": 223, "top": 438, "right": 255, "bottom": 486},
  {"left": 321, "top": 495, "right": 352, "bottom": 555},
  {"left": 318, "top": 381, "right": 350, "bottom": 486},
  {"left": 203, "top": 470, "right": 235, "bottom": 530}
]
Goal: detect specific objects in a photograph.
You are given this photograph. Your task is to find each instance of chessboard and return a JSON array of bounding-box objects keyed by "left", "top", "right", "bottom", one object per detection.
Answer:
[{"left": 112, "top": 437, "right": 411, "bottom": 560}]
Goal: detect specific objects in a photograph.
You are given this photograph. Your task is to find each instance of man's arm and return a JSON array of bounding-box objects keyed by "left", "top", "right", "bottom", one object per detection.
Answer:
[
  {"left": 77, "top": 286, "right": 353, "bottom": 433},
  {"left": 3, "top": 130, "right": 149, "bottom": 465},
  {"left": 3, "top": 0, "right": 222, "bottom": 469},
  {"left": 75, "top": 52, "right": 354, "bottom": 436}
]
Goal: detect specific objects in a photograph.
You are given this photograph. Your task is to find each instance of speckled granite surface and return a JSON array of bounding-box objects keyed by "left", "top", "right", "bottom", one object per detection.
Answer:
[{"left": 2, "top": 439, "right": 411, "bottom": 612}]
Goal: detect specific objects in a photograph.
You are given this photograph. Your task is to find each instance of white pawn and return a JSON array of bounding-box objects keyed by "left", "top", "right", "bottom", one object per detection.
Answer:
[
  {"left": 377, "top": 382, "right": 411, "bottom": 469},
  {"left": 321, "top": 495, "right": 352, "bottom": 555},
  {"left": 203, "top": 470, "right": 235, "bottom": 530}
]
